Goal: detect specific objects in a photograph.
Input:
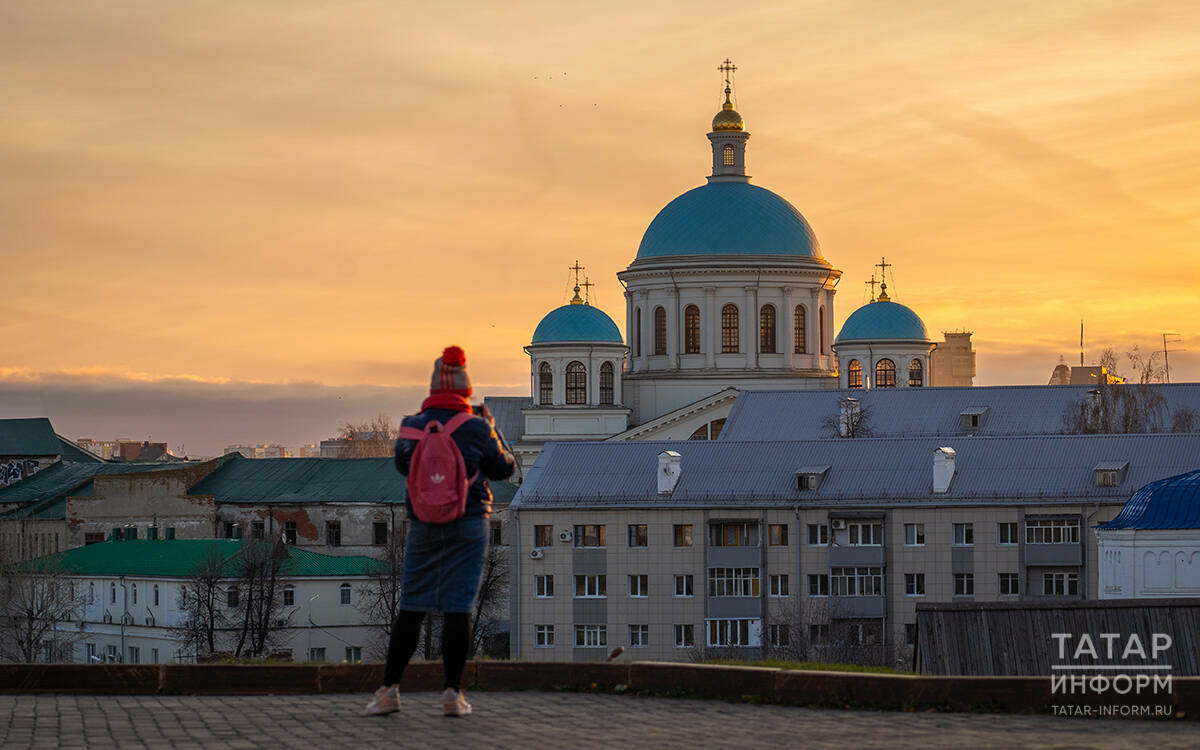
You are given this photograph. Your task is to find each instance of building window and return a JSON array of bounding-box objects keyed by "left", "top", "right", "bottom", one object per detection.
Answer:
[
  {"left": 707, "top": 618, "right": 761, "bottom": 647},
  {"left": 759, "top": 304, "right": 776, "bottom": 353},
  {"left": 283, "top": 521, "right": 297, "bottom": 545},
  {"left": 490, "top": 521, "right": 502, "bottom": 546},
  {"left": 250, "top": 521, "right": 265, "bottom": 539},
  {"left": 326, "top": 521, "right": 341, "bottom": 547},
  {"left": 628, "top": 574, "right": 649, "bottom": 598},
  {"left": 535, "top": 624, "right": 554, "bottom": 647},
  {"left": 674, "top": 574, "right": 694, "bottom": 597},
  {"left": 998, "top": 522, "right": 1018, "bottom": 545},
  {"left": 768, "top": 524, "right": 788, "bottom": 546},
  {"left": 875, "top": 358, "right": 896, "bottom": 388},
  {"left": 629, "top": 624, "right": 649, "bottom": 647},
  {"left": 709, "top": 522, "right": 758, "bottom": 547},
  {"left": 999, "top": 573, "right": 1020, "bottom": 596},
  {"left": 628, "top": 524, "right": 648, "bottom": 548},
  {"left": 539, "top": 363, "right": 553, "bottom": 405},
  {"left": 721, "top": 304, "right": 739, "bottom": 353},
  {"left": 574, "top": 575, "right": 607, "bottom": 598},
  {"left": 128, "top": 647, "right": 140, "bottom": 665},
  {"left": 153, "top": 585, "right": 159, "bottom": 607},
  {"left": 904, "top": 523, "right": 924, "bottom": 546},
  {"left": 308, "top": 647, "right": 326, "bottom": 662},
  {"left": 1044, "top": 572, "right": 1079, "bottom": 596},
  {"left": 1026, "top": 519, "right": 1080, "bottom": 544},
  {"left": 707, "top": 567, "right": 760, "bottom": 597},
  {"left": 769, "top": 574, "right": 789, "bottom": 597},
  {"left": 339, "top": 583, "right": 352, "bottom": 606},
  {"left": 847, "top": 522, "right": 883, "bottom": 546},
  {"left": 831, "top": 567, "right": 883, "bottom": 596},
  {"left": 566, "top": 361, "right": 587, "bottom": 405},
  {"left": 88, "top": 582, "right": 95, "bottom": 604},
  {"left": 905, "top": 573, "right": 925, "bottom": 596},
  {"left": 283, "top": 585, "right": 295, "bottom": 606},
  {"left": 573, "top": 525, "right": 606, "bottom": 548},
  {"left": 653, "top": 306, "right": 667, "bottom": 355},
  {"left": 535, "top": 575, "right": 554, "bottom": 598},
  {"left": 673, "top": 524, "right": 693, "bottom": 547},
  {"left": 722, "top": 143, "right": 735, "bottom": 166},
  {"left": 85, "top": 532, "right": 105, "bottom": 545},
  {"left": 953, "top": 523, "right": 974, "bottom": 546},
  {"left": 808, "top": 574, "right": 830, "bottom": 597},
  {"left": 345, "top": 647, "right": 362, "bottom": 663},
  {"left": 954, "top": 573, "right": 975, "bottom": 596},
  {"left": 908, "top": 359, "right": 924, "bottom": 387},
  {"left": 599, "top": 362, "right": 614, "bottom": 405},
  {"left": 131, "top": 584, "right": 138, "bottom": 605},
  {"left": 793, "top": 305, "right": 807, "bottom": 354},
  {"left": 809, "top": 623, "right": 829, "bottom": 644},
  {"left": 373, "top": 521, "right": 388, "bottom": 546},
  {"left": 674, "top": 624, "right": 694, "bottom": 648},
  {"left": 847, "top": 360, "right": 863, "bottom": 388},
  {"left": 534, "top": 525, "right": 554, "bottom": 548},
  {"left": 807, "top": 524, "right": 829, "bottom": 546},
  {"left": 769, "top": 624, "right": 790, "bottom": 647},
  {"left": 227, "top": 586, "right": 240, "bottom": 608},
  {"left": 575, "top": 624, "right": 607, "bottom": 647},
  {"left": 635, "top": 307, "right": 642, "bottom": 357},
  {"left": 684, "top": 305, "right": 701, "bottom": 354}
]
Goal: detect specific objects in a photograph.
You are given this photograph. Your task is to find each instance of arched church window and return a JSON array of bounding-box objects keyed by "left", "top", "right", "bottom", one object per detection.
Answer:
[
  {"left": 709, "top": 418, "right": 726, "bottom": 439},
  {"left": 793, "top": 305, "right": 807, "bottom": 354},
  {"left": 635, "top": 308, "right": 642, "bottom": 357},
  {"left": 819, "top": 306, "right": 826, "bottom": 354},
  {"left": 908, "top": 359, "right": 924, "bottom": 387},
  {"left": 538, "top": 363, "right": 553, "bottom": 405},
  {"left": 566, "top": 361, "right": 587, "bottom": 404},
  {"left": 848, "top": 360, "right": 863, "bottom": 389},
  {"left": 689, "top": 424, "right": 709, "bottom": 440},
  {"left": 721, "top": 304, "right": 739, "bottom": 353},
  {"left": 759, "top": 304, "right": 776, "bottom": 353},
  {"left": 722, "top": 144, "right": 735, "bottom": 167},
  {"left": 684, "top": 305, "right": 700, "bottom": 354},
  {"left": 875, "top": 359, "right": 897, "bottom": 388},
  {"left": 599, "top": 362, "right": 614, "bottom": 405},
  {"left": 653, "top": 306, "right": 667, "bottom": 355}
]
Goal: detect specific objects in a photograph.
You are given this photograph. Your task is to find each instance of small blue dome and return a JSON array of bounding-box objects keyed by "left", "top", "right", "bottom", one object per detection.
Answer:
[
  {"left": 1099, "top": 470, "right": 1200, "bottom": 530},
  {"left": 531, "top": 304, "right": 623, "bottom": 345},
  {"left": 835, "top": 299, "right": 929, "bottom": 343},
  {"left": 636, "top": 182, "right": 822, "bottom": 259}
]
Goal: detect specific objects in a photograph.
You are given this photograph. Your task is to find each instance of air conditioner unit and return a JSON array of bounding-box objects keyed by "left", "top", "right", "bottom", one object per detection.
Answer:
[
  {"left": 530, "top": 548, "right": 545, "bottom": 560},
  {"left": 558, "top": 529, "right": 573, "bottom": 543},
  {"left": 830, "top": 519, "right": 848, "bottom": 531}
]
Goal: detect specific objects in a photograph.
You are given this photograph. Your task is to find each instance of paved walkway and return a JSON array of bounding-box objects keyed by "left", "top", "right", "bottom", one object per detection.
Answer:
[{"left": 1, "top": 692, "right": 1196, "bottom": 749}]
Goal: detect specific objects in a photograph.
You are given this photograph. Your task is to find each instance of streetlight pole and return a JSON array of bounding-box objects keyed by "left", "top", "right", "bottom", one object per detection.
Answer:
[{"left": 306, "top": 594, "right": 320, "bottom": 661}]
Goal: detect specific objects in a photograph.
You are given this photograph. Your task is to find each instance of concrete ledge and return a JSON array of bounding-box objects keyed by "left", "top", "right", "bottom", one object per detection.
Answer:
[
  {"left": 161, "top": 664, "right": 319, "bottom": 695},
  {"left": 0, "top": 664, "right": 159, "bottom": 694},
  {"left": 629, "top": 661, "right": 776, "bottom": 701},
  {"left": 475, "top": 661, "right": 627, "bottom": 691}
]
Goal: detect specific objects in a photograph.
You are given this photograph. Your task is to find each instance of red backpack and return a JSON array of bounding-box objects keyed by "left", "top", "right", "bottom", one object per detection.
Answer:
[{"left": 399, "top": 412, "right": 479, "bottom": 524}]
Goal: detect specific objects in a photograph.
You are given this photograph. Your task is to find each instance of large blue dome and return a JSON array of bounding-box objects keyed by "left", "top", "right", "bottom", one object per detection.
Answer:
[
  {"left": 835, "top": 299, "right": 929, "bottom": 343},
  {"left": 636, "top": 182, "right": 822, "bottom": 259},
  {"left": 1099, "top": 470, "right": 1200, "bottom": 530},
  {"left": 531, "top": 304, "right": 623, "bottom": 345}
]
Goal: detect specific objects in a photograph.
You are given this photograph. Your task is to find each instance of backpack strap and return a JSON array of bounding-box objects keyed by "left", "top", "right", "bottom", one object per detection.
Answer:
[
  {"left": 398, "top": 425, "right": 427, "bottom": 441},
  {"left": 441, "top": 411, "right": 475, "bottom": 436}
]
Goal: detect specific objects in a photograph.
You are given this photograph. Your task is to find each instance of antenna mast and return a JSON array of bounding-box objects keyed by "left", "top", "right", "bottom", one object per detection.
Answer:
[{"left": 1162, "top": 333, "right": 1183, "bottom": 383}]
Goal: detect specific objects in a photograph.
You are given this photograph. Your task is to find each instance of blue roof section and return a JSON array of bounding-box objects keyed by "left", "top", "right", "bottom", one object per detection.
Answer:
[
  {"left": 835, "top": 299, "right": 929, "bottom": 343},
  {"left": 636, "top": 182, "right": 822, "bottom": 259},
  {"left": 719, "top": 384, "right": 1200, "bottom": 441},
  {"left": 483, "top": 396, "right": 531, "bottom": 444},
  {"left": 0, "top": 418, "right": 62, "bottom": 456},
  {"left": 1098, "top": 470, "right": 1200, "bottom": 530},
  {"left": 531, "top": 304, "right": 623, "bottom": 344},
  {"left": 512, "top": 433, "right": 1200, "bottom": 509}
]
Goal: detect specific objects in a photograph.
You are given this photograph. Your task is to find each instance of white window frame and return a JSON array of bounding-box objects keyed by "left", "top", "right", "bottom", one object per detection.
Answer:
[
  {"left": 998, "top": 522, "right": 1019, "bottom": 546},
  {"left": 903, "top": 523, "right": 925, "bottom": 546},
  {"left": 628, "top": 574, "right": 649, "bottom": 598},
  {"left": 847, "top": 522, "right": 883, "bottom": 546},
  {"left": 628, "top": 524, "right": 649, "bottom": 548},
  {"left": 831, "top": 567, "right": 883, "bottom": 597},
  {"left": 1043, "top": 571, "right": 1079, "bottom": 596},
  {"left": 573, "top": 524, "right": 606, "bottom": 548},
  {"left": 807, "top": 574, "right": 829, "bottom": 597},
  {"left": 953, "top": 573, "right": 975, "bottom": 596},
  {"left": 1026, "top": 519, "right": 1080, "bottom": 545},
  {"left": 629, "top": 624, "right": 649, "bottom": 647},
  {"left": 339, "top": 583, "right": 352, "bottom": 606},
  {"left": 904, "top": 573, "right": 925, "bottom": 597},
  {"left": 535, "top": 624, "right": 555, "bottom": 647},
  {"left": 706, "top": 618, "right": 761, "bottom": 647},
  {"left": 807, "top": 524, "right": 829, "bottom": 546},
  {"left": 673, "top": 574, "right": 694, "bottom": 598},
  {"left": 768, "top": 623, "right": 790, "bottom": 647},
  {"left": 768, "top": 574, "right": 789, "bottom": 597},
  {"left": 674, "top": 624, "right": 694, "bottom": 648},
  {"left": 999, "top": 572, "right": 1020, "bottom": 596},
  {"left": 707, "top": 567, "right": 761, "bottom": 597},
  {"left": 574, "top": 624, "right": 607, "bottom": 648},
  {"left": 574, "top": 574, "right": 607, "bottom": 598},
  {"left": 953, "top": 523, "right": 974, "bottom": 547},
  {"left": 534, "top": 574, "right": 554, "bottom": 598}
]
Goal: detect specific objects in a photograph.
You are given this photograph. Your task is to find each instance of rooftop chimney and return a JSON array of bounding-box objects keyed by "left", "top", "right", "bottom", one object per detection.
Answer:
[
  {"left": 657, "top": 451, "right": 682, "bottom": 495},
  {"left": 933, "top": 447, "right": 956, "bottom": 494}
]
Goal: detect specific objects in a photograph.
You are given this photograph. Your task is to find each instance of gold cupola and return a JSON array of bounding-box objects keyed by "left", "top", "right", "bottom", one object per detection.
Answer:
[{"left": 711, "top": 85, "right": 744, "bottom": 132}]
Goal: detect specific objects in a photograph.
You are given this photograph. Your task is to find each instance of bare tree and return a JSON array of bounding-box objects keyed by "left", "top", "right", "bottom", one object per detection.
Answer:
[
  {"left": 172, "top": 545, "right": 231, "bottom": 661},
  {"left": 1171, "top": 407, "right": 1199, "bottom": 434},
  {"left": 357, "top": 520, "right": 407, "bottom": 661},
  {"left": 1098, "top": 347, "right": 1122, "bottom": 380},
  {"left": 469, "top": 543, "right": 510, "bottom": 658},
  {"left": 0, "top": 552, "right": 84, "bottom": 663},
  {"left": 763, "top": 601, "right": 804, "bottom": 662},
  {"left": 336, "top": 414, "right": 401, "bottom": 458},
  {"left": 231, "top": 539, "right": 288, "bottom": 658},
  {"left": 1062, "top": 382, "right": 1168, "bottom": 434},
  {"left": 1126, "top": 345, "right": 1166, "bottom": 384},
  {"left": 821, "top": 398, "right": 874, "bottom": 438}
]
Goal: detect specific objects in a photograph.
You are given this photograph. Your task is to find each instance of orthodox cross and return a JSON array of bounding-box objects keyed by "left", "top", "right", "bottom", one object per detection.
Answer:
[
  {"left": 718, "top": 59, "right": 738, "bottom": 87},
  {"left": 865, "top": 274, "right": 878, "bottom": 303},
  {"left": 581, "top": 276, "right": 595, "bottom": 305}
]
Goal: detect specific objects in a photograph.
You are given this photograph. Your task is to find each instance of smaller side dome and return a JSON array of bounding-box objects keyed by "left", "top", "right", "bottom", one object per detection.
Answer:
[
  {"left": 711, "top": 85, "right": 744, "bottom": 132},
  {"left": 531, "top": 304, "right": 623, "bottom": 345},
  {"left": 835, "top": 299, "right": 929, "bottom": 343}
]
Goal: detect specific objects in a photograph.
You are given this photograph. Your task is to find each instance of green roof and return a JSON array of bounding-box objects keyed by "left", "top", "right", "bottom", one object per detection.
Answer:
[
  {"left": 0, "top": 461, "right": 199, "bottom": 520},
  {"left": 0, "top": 418, "right": 62, "bottom": 456},
  {"left": 23, "top": 540, "right": 383, "bottom": 578},
  {"left": 56, "top": 436, "right": 107, "bottom": 463}
]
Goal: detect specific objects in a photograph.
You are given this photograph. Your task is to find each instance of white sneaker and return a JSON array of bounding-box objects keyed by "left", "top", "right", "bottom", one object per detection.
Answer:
[
  {"left": 442, "top": 687, "right": 472, "bottom": 717},
  {"left": 362, "top": 685, "right": 399, "bottom": 717}
]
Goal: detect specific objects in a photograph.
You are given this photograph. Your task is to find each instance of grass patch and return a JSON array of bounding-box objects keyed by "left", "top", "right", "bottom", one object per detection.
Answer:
[{"left": 699, "top": 658, "right": 909, "bottom": 675}]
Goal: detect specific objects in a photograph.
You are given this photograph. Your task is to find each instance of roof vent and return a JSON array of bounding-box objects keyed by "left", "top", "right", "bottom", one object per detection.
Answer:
[
  {"left": 1094, "top": 461, "right": 1129, "bottom": 488},
  {"left": 960, "top": 407, "right": 988, "bottom": 431},
  {"left": 796, "top": 466, "right": 830, "bottom": 491},
  {"left": 933, "top": 447, "right": 956, "bottom": 494},
  {"left": 657, "top": 451, "right": 682, "bottom": 495}
]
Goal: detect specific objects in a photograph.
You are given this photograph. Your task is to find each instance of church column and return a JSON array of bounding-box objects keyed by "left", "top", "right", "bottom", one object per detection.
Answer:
[
  {"left": 808, "top": 288, "right": 821, "bottom": 368},
  {"left": 782, "top": 287, "right": 794, "bottom": 370},
  {"left": 704, "top": 287, "right": 716, "bottom": 369},
  {"left": 636, "top": 289, "right": 650, "bottom": 371},
  {"left": 744, "top": 286, "right": 758, "bottom": 369},
  {"left": 667, "top": 288, "right": 680, "bottom": 369},
  {"left": 624, "top": 290, "right": 634, "bottom": 374}
]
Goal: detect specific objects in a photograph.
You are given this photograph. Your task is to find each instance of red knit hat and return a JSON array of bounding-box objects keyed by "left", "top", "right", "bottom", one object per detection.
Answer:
[{"left": 430, "top": 346, "right": 472, "bottom": 396}]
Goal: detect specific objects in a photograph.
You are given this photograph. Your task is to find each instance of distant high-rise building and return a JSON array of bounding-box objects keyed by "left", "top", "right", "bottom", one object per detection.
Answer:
[
  {"left": 223, "top": 444, "right": 293, "bottom": 459},
  {"left": 299, "top": 444, "right": 321, "bottom": 458},
  {"left": 930, "top": 332, "right": 976, "bottom": 386}
]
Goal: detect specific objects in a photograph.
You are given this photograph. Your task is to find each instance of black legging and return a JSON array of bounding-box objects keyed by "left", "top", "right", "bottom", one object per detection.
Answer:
[{"left": 383, "top": 610, "right": 470, "bottom": 690}]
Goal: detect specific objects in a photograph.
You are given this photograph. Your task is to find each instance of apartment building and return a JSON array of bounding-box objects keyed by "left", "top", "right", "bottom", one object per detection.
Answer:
[{"left": 509, "top": 433, "right": 1200, "bottom": 665}]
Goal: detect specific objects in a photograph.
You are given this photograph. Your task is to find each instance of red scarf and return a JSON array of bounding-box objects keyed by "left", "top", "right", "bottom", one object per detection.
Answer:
[{"left": 421, "top": 393, "right": 472, "bottom": 413}]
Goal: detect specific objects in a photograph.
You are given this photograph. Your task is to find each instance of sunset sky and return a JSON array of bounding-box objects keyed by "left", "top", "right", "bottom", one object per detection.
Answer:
[{"left": 3, "top": 1, "right": 1199, "bottom": 454}]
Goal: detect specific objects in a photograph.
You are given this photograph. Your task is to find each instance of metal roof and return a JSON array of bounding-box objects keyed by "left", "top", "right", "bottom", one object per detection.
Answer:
[
  {"left": 21, "top": 539, "right": 382, "bottom": 578},
  {"left": 1098, "top": 470, "right": 1200, "bottom": 530},
  {"left": 0, "top": 418, "right": 63, "bottom": 456},
  {"left": 719, "top": 384, "right": 1200, "bottom": 441},
  {"left": 0, "top": 461, "right": 198, "bottom": 519},
  {"left": 512, "top": 433, "right": 1200, "bottom": 509},
  {"left": 835, "top": 299, "right": 929, "bottom": 343},
  {"left": 484, "top": 396, "right": 531, "bottom": 446},
  {"left": 531, "top": 304, "right": 623, "bottom": 344},
  {"left": 56, "top": 436, "right": 107, "bottom": 463}
]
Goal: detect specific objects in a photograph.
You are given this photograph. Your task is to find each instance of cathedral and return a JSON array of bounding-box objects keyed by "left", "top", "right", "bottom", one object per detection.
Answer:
[{"left": 490, "top": 63, "right": 974, "bottom": 468}]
